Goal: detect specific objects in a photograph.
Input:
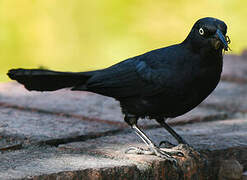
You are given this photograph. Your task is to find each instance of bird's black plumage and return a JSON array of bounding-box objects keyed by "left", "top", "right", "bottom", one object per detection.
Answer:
[{"left": 7, "top": 17, "right": 230, "bottom": 160}]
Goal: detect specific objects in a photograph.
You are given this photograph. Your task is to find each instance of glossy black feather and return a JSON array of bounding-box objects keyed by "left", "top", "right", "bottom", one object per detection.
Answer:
[{"left": 7, "top": 69, "right": 92, "bottom": 91}]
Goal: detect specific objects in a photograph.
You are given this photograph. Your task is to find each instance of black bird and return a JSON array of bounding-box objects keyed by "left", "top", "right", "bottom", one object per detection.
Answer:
[{"left": 7, "top": 17, "right": 230, "bottom": 161}]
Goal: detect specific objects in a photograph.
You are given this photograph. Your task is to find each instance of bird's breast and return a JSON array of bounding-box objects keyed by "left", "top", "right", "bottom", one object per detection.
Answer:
[
  {"left": 120, "top": 53, "right": 223, "bottom": 118},
  {"left": 148, "top": 57, "right": 222, "bottom": 117}
]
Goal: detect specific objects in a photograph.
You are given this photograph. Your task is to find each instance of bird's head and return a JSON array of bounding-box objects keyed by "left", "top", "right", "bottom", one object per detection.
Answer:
[{"left": 184, "top": 17, "right": 230, "bottom": 53}]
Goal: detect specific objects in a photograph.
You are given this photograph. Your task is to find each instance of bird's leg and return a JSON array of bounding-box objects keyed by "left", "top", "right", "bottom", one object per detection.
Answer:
[
  {"left": 124, "top": 114, "right": 183, "bottom": 161},
  {"left": 156, "top": 118, "right": 188, "bottom": 147}
]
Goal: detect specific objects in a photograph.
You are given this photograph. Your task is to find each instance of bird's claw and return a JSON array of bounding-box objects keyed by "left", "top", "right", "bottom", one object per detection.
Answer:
[
  {"left": 153, "top": 147, "right": 178, "bottom": 163},
  {"left": 158, "top": 141, "right": 185, "bottom": 157},
  {"left": 159, "top": 140, "right": 176, "bottom": 148},
  {"left": 125, "top": 146, "right": 183, "bottom": 163},
  {"left": 157, "top": 147, "right": 184, "bottom": 158},
  {"left": 125, "top": 147, "right": 153, "bottom": 155}
]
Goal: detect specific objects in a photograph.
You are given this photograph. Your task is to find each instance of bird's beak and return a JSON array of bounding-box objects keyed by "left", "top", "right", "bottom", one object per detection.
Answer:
[{"left": 214, "top": 29, "right": 229, "bottom": 51}]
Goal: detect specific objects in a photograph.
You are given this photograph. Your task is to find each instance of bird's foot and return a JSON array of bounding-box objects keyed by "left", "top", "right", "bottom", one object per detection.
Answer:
[
  {"left": 125, "top": 146, "right": 184, "bottom": 162},
  {"left": 125, "top": 147, "right": 154, "bottom": 155},
  {"left": 159, "top": 140, "right": 176, "bottom": 148},
  {"left": 159, "top": 139, "right": 188, "bottom": 148}
]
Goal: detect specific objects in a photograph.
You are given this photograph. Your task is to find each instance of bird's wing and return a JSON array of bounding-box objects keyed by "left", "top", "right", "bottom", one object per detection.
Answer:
[{"left": 73, "top": 55, "right": 176, "bottom": 98}]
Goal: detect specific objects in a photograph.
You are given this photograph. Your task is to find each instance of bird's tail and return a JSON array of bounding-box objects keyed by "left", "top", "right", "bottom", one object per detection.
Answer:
[{"left": 7, "top": 68, "right": 93, "bottom": 91}]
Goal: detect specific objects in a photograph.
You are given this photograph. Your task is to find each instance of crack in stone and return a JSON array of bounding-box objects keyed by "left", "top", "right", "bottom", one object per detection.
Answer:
[
  {"left": 0, "top": 102, "right": 127, "bottom": 127},
  {"left": 0, "top": 143, "right": 22, "bottom": 152},
  {"left": 221, "top": 75, "right": 247, "bottom": 84}
]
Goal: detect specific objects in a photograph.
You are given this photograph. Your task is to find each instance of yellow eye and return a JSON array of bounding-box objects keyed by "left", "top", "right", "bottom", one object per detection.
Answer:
[{"left": 199, "top": 28, "right": 204, "bottom": 35}]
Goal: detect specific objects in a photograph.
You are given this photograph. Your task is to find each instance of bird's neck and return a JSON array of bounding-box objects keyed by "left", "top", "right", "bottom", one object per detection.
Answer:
[{"left": 182, "top": 35, "right": 223, "bottom": 58}]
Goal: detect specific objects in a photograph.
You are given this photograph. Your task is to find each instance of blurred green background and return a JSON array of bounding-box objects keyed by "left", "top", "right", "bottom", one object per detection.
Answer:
[{"left": 0, "top": 0, "right": 246, "bottom": 81}]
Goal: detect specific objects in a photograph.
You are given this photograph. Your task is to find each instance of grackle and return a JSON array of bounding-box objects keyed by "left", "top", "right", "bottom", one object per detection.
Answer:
[{"left": 7, "top": 17, "right": 230, "bottom": 161}]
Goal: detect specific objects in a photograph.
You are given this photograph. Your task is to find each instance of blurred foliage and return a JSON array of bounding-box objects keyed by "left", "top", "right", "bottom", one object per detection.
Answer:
[{"left": 0, "top": 0, "right": 246, "bottom": 81}]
